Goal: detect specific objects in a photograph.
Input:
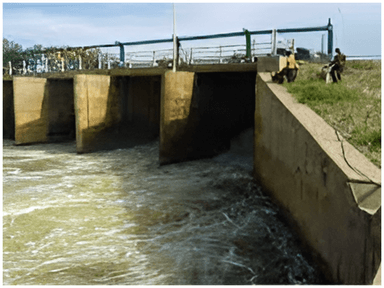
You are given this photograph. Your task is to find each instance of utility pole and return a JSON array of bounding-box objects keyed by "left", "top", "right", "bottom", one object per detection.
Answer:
[{"left": 173, "top": 3, "right": 177, "bottom": 72}]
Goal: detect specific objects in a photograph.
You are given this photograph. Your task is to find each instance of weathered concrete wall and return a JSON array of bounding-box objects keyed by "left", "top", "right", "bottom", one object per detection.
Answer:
[
  {"left": 257, "top": 56, "right": 287, "bottom": 72},
  {"left": 160, "top": 71, "right": 195, "bottom": 164},
  {"left": 159, "top": 71, "right": 256, "bottom": 165},
  {"left": 13, "top": 77, "right": 75, "bottom": 145},
  {"left": 254, "top": 72, "right": 381, "bottom": 284},
  {"left": 74, "top": 74, "right": 161, "bottom": 153},
  {"left": 3, "top": 80, "right": 15, "bottom": 139},
  {"left": 13, "top": 77, "right": 49, "bottom": 144},
  {"left": 128, "top": 76, "right": 161, "bottom": 136},
  {"left": 46, "top": 79, "right": 75, "bottom": 140}
]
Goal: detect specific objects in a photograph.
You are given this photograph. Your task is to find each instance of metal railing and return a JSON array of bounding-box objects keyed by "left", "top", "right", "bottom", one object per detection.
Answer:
[{"left": 4, "top": 19, "right": 334, "bottom": 75}]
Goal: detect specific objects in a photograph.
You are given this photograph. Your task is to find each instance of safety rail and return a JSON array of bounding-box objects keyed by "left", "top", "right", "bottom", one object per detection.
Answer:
[{"left": 4, "top": 19, "right": 333, "bottom": 75}]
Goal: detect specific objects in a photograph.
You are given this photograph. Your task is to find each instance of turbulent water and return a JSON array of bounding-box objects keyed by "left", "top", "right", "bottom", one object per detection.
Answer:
[{"left": 3, "top": 138, "right": 324, "bottom": 285}]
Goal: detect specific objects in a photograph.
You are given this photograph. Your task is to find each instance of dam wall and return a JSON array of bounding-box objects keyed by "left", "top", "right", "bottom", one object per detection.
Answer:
[
  {"left": 254, "top": 72, "right": 381, "bottom": 284},
  {"left": 3, "top": 80, "right": 14, "bottom": 139}
]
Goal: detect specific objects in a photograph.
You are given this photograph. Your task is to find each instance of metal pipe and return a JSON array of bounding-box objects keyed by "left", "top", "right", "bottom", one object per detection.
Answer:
[
  {"left": 173, "top": 3, "right": 177, "bottom": 72},
  {"left": 327, "top": 18, "right": 333, "bottom": 60}
]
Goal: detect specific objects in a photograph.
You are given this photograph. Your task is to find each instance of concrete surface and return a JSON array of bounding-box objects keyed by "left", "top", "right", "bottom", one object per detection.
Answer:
[
  {"left": 159, "top": 71, "right": 257, "bottom": 165},
  {"left": 74, "top": 74, "right": 161, "bottom": 153},
  {"left": 3, "top": 80, "right": 15, "bottom": 139},
  {"left": 13, "top": 77, "right": 75, "bottom": 145},
  {"left": 160, "top": 71, "right": 195, "bottom": 164},
  {"left": 257, "top": 56, "right": 287, "bottom": 72},
  {"left": 254, "top": 72, "right": 381, "bottom": 284},
  {"left": 13, "top": 77, "right": 49, "bottom": 144}
]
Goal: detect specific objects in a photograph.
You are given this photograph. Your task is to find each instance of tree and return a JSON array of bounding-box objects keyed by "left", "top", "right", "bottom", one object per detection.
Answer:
[{"left": 3, "top": 38, "right": 24, "bottom": 69}]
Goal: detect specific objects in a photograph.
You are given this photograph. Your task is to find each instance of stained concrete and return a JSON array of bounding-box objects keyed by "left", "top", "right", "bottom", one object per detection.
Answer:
[
  {"left": 3, "top": 80, "right": 15, "bottom": 139},
  {"left": 13, "top": 77, "right": 75, "bottom": 145},
  {"left": 254, "top": 72, "right": 381, "bottom": 284},
  {"left": 74, "top": 74, "right": 161, "bottom": 153},
  {"left": 159, "top": 71, "right": 257, "bottom": 165}
]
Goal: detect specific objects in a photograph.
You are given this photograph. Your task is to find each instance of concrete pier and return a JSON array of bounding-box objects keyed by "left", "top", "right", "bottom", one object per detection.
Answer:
[
  {"left": 3, "top": 80, "right": 14, "bottom": 139},
  {"left": 13, "top": 77, "right": 75, "bottom": 145}
]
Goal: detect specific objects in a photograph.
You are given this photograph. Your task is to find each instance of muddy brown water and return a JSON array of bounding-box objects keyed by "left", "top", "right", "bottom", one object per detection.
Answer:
[{"left": 3, "top": 138, "right": 325, "bottom": 285}]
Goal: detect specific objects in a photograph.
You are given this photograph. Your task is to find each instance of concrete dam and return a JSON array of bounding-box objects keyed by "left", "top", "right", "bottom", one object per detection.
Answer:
[{"left": 3, "top": 57, "right": 381, "bottom": 284}]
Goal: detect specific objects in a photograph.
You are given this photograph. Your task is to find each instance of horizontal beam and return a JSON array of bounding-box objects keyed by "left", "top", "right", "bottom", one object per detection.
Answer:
[
  {"left": 49, "top": 20, "right": 332, "bottom": 51},
  {"left": 277, "top": 25, "right": 330, "bottom": 34}
]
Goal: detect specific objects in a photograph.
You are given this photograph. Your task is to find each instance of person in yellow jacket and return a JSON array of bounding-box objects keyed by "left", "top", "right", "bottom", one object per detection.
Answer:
[{"left": 271, "top": 50, "right": 300, "bottom": 84}]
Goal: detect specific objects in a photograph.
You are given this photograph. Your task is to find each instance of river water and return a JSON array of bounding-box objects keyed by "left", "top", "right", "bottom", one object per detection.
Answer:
[{"left": 3, "top": 138, "right": 325, "bottom": 285}]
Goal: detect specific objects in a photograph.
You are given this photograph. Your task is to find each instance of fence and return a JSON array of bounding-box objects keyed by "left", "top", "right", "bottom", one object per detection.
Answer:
[{"left": 4, "top": 19, "right": 334, "bottom": 75}]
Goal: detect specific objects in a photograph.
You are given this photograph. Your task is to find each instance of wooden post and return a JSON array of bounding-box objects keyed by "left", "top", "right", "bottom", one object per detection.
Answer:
[
  {"left": 98, "top": 54, "right": 102, "bottom": 69},
  {"left": 23, "top": 61, "right": 27, "bottom": 74},
  {"left": 79, "top": 55, "right": 82, "bottom": 70},
  {"left": 8, "top": 61, "right": 12, "bottom": 76}
]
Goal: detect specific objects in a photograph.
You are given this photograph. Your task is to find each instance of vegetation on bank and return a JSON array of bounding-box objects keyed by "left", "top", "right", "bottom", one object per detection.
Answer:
[{"left": 283, "top": 60, "right": 381, "bottom": 168}]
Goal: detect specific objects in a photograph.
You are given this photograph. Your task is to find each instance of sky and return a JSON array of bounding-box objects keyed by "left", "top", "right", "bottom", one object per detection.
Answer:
[{"left": 2, "top": 2, "right": 382, "bottom": 58}]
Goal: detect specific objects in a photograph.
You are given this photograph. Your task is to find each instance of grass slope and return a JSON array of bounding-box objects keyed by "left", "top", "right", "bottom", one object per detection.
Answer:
[{"left": 283, "top": 60, "right": 381, "bottom": 168}]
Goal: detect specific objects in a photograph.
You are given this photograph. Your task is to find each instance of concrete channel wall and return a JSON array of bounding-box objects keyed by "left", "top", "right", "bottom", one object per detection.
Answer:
[
  {"left": 160, "top": 71, "right": 256, "bottom": 165},
  {"left": 13, "top": 77, "right": 75, "bottom": 145},
  {"left": 3, "top": 80, "right": 14, "bottom": 139},
  {"left": 74, "top": 74, "right": 161, "bottom": 153},
  {"left": 254, "top": 72, "right": 381, "bottom": 284}
]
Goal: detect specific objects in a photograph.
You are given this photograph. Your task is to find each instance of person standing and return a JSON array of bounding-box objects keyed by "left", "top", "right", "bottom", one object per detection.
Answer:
[
  {"left": 330, "top": 48, "right": 346, "bottom": 83},
  {"left": 286, "top": 50, "right": 299, "bottom": 82}
]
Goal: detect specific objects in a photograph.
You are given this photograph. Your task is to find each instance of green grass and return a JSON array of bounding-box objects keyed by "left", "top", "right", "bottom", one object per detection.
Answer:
[{"left": 283, "top": 60, "right": 381, "bottom": 168}]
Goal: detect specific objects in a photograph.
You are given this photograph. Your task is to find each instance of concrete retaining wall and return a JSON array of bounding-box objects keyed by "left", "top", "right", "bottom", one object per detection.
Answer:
[
  {"left": 254, "top": 72, "right": 381, "bottom": 284},
  {"left": 3, "top": 80, "right": 15, "bottom": 139},
  {"left": 13, "top": 77, "right": 75, "bottom": 145}
]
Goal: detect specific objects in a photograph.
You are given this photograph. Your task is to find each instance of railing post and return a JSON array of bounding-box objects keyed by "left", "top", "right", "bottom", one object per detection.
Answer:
[
  {"left": 327, "top": 18, "right": 333, "bottom": 60},
  {"left": 219, "top": 46, "right": 223, "bottom": 64},
  {"left": 8, "top": 61, "right": 12, "bottom": 76},
  {"left": 271, "top": 29, "right": 277, "bottom": 56},
  {"left": 243, "top": 28, "right": 251, "bottom": 61},
  {"left": 98, "top": 54, "right": 102, "bottom": 69},
  {"left": 252, "top": 39, "right": 256, "bottom": 62},
  {"left": 61, "top": 59, "right": 65, "bottom": 72},
  {"left": 115, "top": 41, "right": 125, "bottom": 67},
  {"left": 45, "top": 58, "right": 48, "bottom": 72},
  {"left": 128, "top": 55, "right": 132, "bottom": 68},
  {"left": 153, "top": 51, "right": 157, "bottom": 66},
  {"left": 190, "top": 48, "right": 193, "bottom": 64},
  {"left": 79, "top": 55, "right": 82, "bottom": 70},
  {"left": 23, "top": 60, "right": 27, "bottom": 74}
]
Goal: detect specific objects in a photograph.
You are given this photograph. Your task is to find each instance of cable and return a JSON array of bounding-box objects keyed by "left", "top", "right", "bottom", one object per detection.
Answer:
[{"left": 334, "top": 129, "right": 381, "bottom": 186}]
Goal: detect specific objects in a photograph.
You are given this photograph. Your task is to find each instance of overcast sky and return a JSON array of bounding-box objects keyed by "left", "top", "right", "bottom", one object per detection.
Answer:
[{"left": 2, "top": 2, "right": 382, "bottom": 57}]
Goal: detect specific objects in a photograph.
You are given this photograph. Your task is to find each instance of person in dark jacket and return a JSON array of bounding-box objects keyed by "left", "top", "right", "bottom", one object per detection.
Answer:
[{"left": 330, "top": 48, "right": 346, "bottom": 83}]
